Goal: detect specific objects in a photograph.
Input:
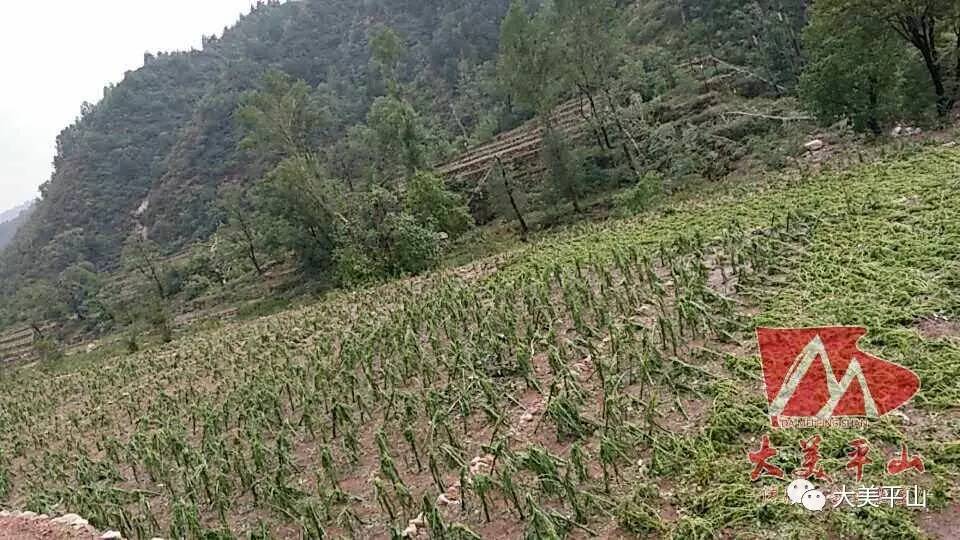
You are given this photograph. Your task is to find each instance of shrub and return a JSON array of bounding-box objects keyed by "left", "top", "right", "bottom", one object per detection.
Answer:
[
  {"left": 384, "top": 213, "right": 441, "bottom": 276},
  {"left": 405, "top": 171, "right": 474, "bottom": 239},
  {"left": 615, "top": 172, "right": 663, "bottom": 214},
  {"left": 334, "top": 243, "right": 384, "bottom": 286}
]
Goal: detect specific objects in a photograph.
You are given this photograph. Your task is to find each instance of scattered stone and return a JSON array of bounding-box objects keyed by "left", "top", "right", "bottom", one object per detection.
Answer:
[
  {"left": 20, "top": 511, "right": 37, "bottom": 519},
  {"left": 636, "top": 458, "right": 648, "bottom": 477},
  {"left": 437, "top": 483, "right": 462, "bottom": 506},
  {"left": 101, "top": 531, "right": 123, "bottom": 539},
  {"left": 469, "top": 454, "right": 495, "bottom": 476},
  {"left": 892, "top": 125, "right": 923, "bottom": 137},
  {"left": 401, "top": 514, "right": 428, "bottom": 538},
  {"left": 52, "top": 513, "right": 80, "bottom": 525},
  {"left": 803, "top": 139, "right": 825, "bottom": 152},
  {"left": 890, "top": 409, "right": 911, "bottom": 425}
]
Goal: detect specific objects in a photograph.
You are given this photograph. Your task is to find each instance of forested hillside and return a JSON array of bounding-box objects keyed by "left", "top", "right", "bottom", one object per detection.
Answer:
[
  {"left": 2, "top": 0, "right": 958, "bottom": 345},
  {"left": 0, "top": 0, "right": 511, "bottom": 287},
  {"left": 0, "top": 201, "right": 34, "bottom": 251}
]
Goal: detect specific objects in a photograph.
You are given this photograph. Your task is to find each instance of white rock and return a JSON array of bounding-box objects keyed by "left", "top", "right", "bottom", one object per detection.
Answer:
[
  {"left": 0, "top": 511, "right": 9, "bottom": 517},
  {"left": 20, "top": 511, "right": 37, "bottom": 519},
  {"left": 33, "top": 514, "right": 48, "bottom": 521},
  {"left": 402, "top": 524, "right": 419, "bottom": 537},
  {"left": 71, "top": 518, "right": 89, "bottom": 528},
  {"left": 101, "top": 532, "right": 123, "bottom": 540},
  {"left": 53, "top": 513, "right": 80, "bottom": 524},
  {"left": 437, "top": 493, "right": 459, "bottom": 506},
  {"left": 804, "top": 139, "right": 825, "bottom": 152}
]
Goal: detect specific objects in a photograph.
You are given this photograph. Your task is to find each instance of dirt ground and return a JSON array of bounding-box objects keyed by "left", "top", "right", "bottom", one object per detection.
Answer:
[{"left": 0, "top": 516, "right": 102, "bottom": 540}]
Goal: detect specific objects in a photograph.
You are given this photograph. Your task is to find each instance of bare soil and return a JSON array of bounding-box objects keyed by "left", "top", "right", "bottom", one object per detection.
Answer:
[
  {"left": 0, "top": 517, "right": 100, "bottom": 540},
  {"left": 916, "top": 316, "right": 960, "bottom": 340},
  {"left": 919, "top": 504, "right": 960, "bottom": 540}
]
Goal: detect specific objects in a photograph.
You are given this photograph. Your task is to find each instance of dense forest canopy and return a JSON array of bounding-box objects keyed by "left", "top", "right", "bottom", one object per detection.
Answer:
[{"left": 1, "top": 0, "right": 958, "bottom": 333}]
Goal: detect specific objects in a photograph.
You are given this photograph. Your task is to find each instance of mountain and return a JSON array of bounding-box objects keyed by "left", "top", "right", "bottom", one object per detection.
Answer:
[
  {"left": 0, "top": 201, "right": 35, "bottom": 251},
  {"left": 0, "top": 0, "right": 511, "bottom": 290},
  {"left": 0, "top": 200, "right": 33, "bottom": 225}
]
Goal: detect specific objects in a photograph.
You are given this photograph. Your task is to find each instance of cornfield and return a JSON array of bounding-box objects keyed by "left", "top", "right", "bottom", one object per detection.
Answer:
[{"left": 0, "top": 146, "right": 958, "bottom": 539}]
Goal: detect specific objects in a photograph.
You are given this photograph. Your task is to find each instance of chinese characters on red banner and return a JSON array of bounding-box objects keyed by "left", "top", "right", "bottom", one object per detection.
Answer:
[{"left": 747, "top": 436, "right": 924, "bottom": 483}]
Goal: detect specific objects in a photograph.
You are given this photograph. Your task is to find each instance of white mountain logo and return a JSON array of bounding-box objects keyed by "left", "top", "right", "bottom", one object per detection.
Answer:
[
  {"left": 757, "top": 327, "right": 920, "bottom": 422},
  {"left": 768, "top": 335, "right": 879, "bottom": 419}
]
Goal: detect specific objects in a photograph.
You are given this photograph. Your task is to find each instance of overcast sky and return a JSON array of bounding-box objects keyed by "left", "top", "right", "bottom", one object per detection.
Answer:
[{"left": 0, "top": 0, "right": 265, "bottom": 212}]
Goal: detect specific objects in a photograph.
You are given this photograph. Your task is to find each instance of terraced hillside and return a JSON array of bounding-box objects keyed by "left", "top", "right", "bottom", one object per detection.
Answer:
[
  {"left": 437, "top": 98, "right": 594, "bottom": 189},
  {"left": 0, "top": 328, "right": 34, "bottom": 365},
  {"left": 0, "top": 144, "right": 958, "bottom": 539}
]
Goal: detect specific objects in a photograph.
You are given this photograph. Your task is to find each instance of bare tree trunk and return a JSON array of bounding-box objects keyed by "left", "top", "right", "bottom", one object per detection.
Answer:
[
  {"left": 891, "top": 15, "right": 954, "bottom": 116},
  {"left": 600, "top": 88, "right": 641, "bottom": 175},
  {"left": 954, "top": 26, "right": 960, "bottom": 104},
  {"left": 867, "top": 77, "right": 882, "bottom": 135},
  {"left": 496, "top": 158, "right": 529, "bottom": 242},
  {"left": 235, "top": 211, "right": 265, "bottom": 276},
  {"left": 577, "top": 86, "right": 612, "bottom": 150}
]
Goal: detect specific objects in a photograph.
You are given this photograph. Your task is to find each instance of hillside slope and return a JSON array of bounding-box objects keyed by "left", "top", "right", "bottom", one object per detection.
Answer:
[
  {"left": 1, "top": 144, "right": 957, "bottom": 538},
  {"left": 0, "top": 0, "right": 510, "bottom": 288},
  {"left": 0, "top": 202, "right": 33, "bottom": 251}
]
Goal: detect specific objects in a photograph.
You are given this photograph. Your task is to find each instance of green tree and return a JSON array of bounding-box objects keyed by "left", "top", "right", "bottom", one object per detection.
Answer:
[
  {"left": 57, "top": 262, "right": 103, "bottom": 322},
  {"left": 366, "top": 96, "right": 429, "bottom": 180},
  {"left": 12, "top": 280, "right": 65, "bottom": 339},
  {"left": 490, "top": 158, "right": 530, "bottom": 241},
  {"left": 800, "top": 4, "right": 912, "bottom": 133},
  {"left": 404, "top": 171, "right": 474, "bottom": 239},
  {"left": 254, "top": 155, "right": 343, "bottom": 273},
  {"left": 553, "top": 0, "right": 625, "bottom": 143},
  {"left": 370, "top": 25, "right": 407, "bottom": 95},
  {"left": 237, "top": 70, "right": 327, "bottom": 159},
  {"left": 238, "top": 71, "right": 343, "bottom": 275},
  {"left": 122, "top": 234, "right": 169, "bottom": 300},
  {"left": 217, "top": 185, "right": 266, "bottom": 276},
  {"left": 827, "top": 0, "right": 960, "bottom": 117},
  {"left": 542, "top": 128, "right": 587, "bottom": 213},
  {"left": 497, "top": 0, "right": 564, "bottom": 117}
]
